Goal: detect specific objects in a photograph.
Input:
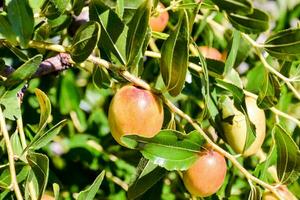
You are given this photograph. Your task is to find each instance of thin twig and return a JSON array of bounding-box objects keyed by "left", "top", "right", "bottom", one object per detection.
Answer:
[{"left": 0, "top": 107, "right": 23, "bottom": 200}]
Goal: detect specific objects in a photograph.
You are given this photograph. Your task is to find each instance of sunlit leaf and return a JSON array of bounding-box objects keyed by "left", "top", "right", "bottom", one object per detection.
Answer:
[{"left": 77, "top": 171, "right": 105, "bottom": 200}]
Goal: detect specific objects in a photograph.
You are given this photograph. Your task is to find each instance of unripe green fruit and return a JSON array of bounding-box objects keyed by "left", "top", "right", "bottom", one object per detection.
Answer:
[
  {"left": 222, "top": 96, "right": 266, "bottom": 156},
  {"left": 149, "top": 3, "right": 169, "bottom": 32},
  {"left": 108, "top": 85, "right": 164, "bottom": 145},
  {"left": 183, "top": 148, "right": 227, "bottom": 197},
  {"left": 262, "top": 185, "right": 297, "bottom": 200}
]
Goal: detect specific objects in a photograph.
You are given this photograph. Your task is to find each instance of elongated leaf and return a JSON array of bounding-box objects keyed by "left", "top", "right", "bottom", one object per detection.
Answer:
[
  {"left": 122, "top": 130, "right": 205, "bottom": 170},
  {"left": 160, "top": 11, "right": 189, "bottom": 96},
  {"left": 0, "top": 13, "right": 17, "bottom": 44},
  {"left": 224, "top": 30, "right": 240, "bottom": 74},
  {"left": 28, "top": 119, "right": 67, "bottom": 150},
  {"left": 273, "top": 124, "right": 300, "bottom": 184},
  {"left": 257, "top": 73, "right": 281, "bottom": 109},
  {"left": 128, "top": 158, "right": 166, "bottom": 200},
  {"left": 53, "top": 183, "right": 60, "bottom": 200},
  {"left": 77, "top": 170, "right": 105, "bottom": 200},
  {"left": 228, "top": 8, "right": 269, "bottom": 34},
  {"left": 70, "top": 21, "right": 101, "bottom": 63},
  {"left": 35, "top": 89, "right": 51, "bottom": 133},
  {"left": 10, "top": 131, "right": 23, "bottom": 157},
  {"left": 264, "top": 28, "right": 300, "bottom": 61},
  {"left": 89, "top": 0, "right": 126, "bottom": 65},
  {"left": 215, "top": 79, "right": 244, "bottom": 103},
  {"left": 7, "top": 0, "right": 34, "bottom": 47},
  {"left": 211, "top": 0, "right": 253, "bottom": 14},
  {"left": 26, "top": 152, "right": 49, "bottom": 200},
  {"left": 126, "top": 0, "right": 151, "bottom": 67},
  {"left": 4, "top": 55, "right": 43, "bottom": 88},
  {"left": 93, "top": 66, "right": 111, "bottom": 89}
]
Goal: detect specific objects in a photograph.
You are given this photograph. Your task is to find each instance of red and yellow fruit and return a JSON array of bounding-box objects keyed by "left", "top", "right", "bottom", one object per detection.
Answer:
[
  {"left": 183, "top": 148, "right": 227, "bottom": 197},
  {"left": 108, "top": 85, "right": 164, "bottom": 145},
  {"left": 222, "top": 96, "right": 266, "bottom": 156},
  {"left": 149, "top": 3, "right": 169, "bottom": 32},
  {"left": 198, "top": 46, "right": 225, "bottom": 62}
]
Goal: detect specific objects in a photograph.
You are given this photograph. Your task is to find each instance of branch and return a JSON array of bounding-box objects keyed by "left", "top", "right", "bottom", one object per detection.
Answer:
[{"left": 0, "top": 107, "right": 23, "bottom": 200}]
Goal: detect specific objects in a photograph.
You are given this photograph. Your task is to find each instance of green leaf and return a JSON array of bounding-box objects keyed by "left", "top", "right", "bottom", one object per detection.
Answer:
[
  {"left": 257, "top": 73, "right": 281, "bottom": 109},
  {"left": 0, "top": 13, "right": 17, "bottom": 44},
  {"left": 211, "top": 0, "right": 253, "bottom": 14},
  {"left": 41, "top": 0, "right": 69, "bottom": 19},
  {"left": 224, "top": 30, "right": 240, "bottom": 74},
  {"left": 70, "top": 21, "right": 101, "bottom": 63},
  {"left": 72, "top": 0, "right": 85, "bottom": 16},
  {"left": 126, "top": 0, "right": 151, "bottom": 68},
  {"left": 228, "top": 8, "right": 269, "bottom": 34},
  {"left": 7, "top": 0, "right": 34, "bottom": 47},
  {"left": 89, "top": 0, "right": 126, "bottom": 65},
  {"left": 121, "top": 130, "right": 205, "bottom": 170},
  {"left": 4, "top": 55, "right": 43, "bottom": 88},
  {"left": 10, "top": 131, "right": 23, "bottom": 157},
  {"left": 26, "top": 152, "right": 49, "bottom": 200},
  {"left": 53, "top": 183, "right": 60, "bottom": 200},
  {"left": 264, "top": 28, "right": 300, "bottom": 61},
  {"left": 160, "top": 11, "right": 189, "bottom": 96},
  {"left": 77, "top": 170, "right": 105, "bottom": 200},
  {"left": 273, "top": 124, "right": 300, "bottom": 184},
  {"left": 128, "top": 158, "right": 167, "bottom": 200},
  {"left": 0, "top": 84, "right": 23, "bottom": 120},
  {"left": 34, "top": 88, "right": 51, "bottom": 133},
  {"left": 93, "top": 66, "right": 111, "bottom": 89},
  {"left": 28, "top": 119, "right": 67, "bottom": 150},
  {"left": 215, "top": 79, "right": 244, "bottom": 103}
]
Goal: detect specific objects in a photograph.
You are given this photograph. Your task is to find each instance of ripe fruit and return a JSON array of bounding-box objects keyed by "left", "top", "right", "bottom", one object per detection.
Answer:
[
  {"left": 262, "top": 185, "right": 297, "bottom": 200},
  {"left": 183, "top": 148, "right": 227, "bottom": 197},
  {"left": 108, "top": 85, "right": 164, "bottom": 145},
  {"left": 149, "top": 3, "right": 169, "bottom": 32},
  {"left": 199, "top": 46, "right": 225, "bottom": 62},
  {"left": 222, "top": 96, "right": 266, "bottom": 156},
  {"left": 41, "top": 194, "right": 55, "bottom": 200}
]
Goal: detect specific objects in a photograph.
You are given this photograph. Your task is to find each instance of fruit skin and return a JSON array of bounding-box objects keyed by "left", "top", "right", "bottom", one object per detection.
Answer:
[
  {"left": 183, "top": 148, "right": 227, "bottom": 197},
  {"left": 262, "top": 185, "right": 297, "bottom": 200},
  {"left": 222, "top": 96, "right": 266, "bottom": 157},
  {"left": 199, "top": 46, "right": 225, "bottom": 62},
  {"left": 108, "top": 85, "right": 164, "bottom": 145},
  {"left": 149, "top": 3, "right": 169, "bottom": 32},
  {"left": 41, "top": 194, "right": 55, "bottom": 200}
]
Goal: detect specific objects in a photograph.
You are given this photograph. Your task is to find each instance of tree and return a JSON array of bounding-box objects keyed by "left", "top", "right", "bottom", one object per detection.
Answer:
[{"left": 0, "top": 0, "right": 299, "bottom": 199}]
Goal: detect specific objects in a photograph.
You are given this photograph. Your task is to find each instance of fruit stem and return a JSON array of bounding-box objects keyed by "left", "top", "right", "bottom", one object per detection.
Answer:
[{"left": 0, "top": 107, "right": 24, "bottom": 200}]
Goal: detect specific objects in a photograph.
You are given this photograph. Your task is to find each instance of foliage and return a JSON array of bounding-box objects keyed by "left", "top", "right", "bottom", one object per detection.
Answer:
[{"left": 0, "top": 0, "right": 300, "bottom": 199}]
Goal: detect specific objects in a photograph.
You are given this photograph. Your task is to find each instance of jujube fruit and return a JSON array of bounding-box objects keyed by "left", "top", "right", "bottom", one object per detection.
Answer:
[
  {"left": 108, "top": 85, "right": 164, "bottom": 145},
  {"left": 149, "top": 3, "right": 169, "bottom": 32},
  {"left": 183, "top": 148, "right": 227, "bottom": 197},
  {"left": 198, "top": 46, "right": 225, "bottom": 62},
  {"left": 222, "top": 96, "right": 266, "bottom": 157}
]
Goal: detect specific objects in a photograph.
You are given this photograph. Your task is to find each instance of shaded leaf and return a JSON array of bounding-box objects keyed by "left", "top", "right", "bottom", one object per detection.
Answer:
[
  {"left": 211, "top": 0, "right": 253, "bottom": 14},
  {"left": 273, "top": 124, "right": 300, "bottom": 184},
  {"left": 89, "top": 0, "right": 127, "bottom": 65},
  {"left": 228, "top": 8, "right": 269, "bottom": 34},
  {"left": 0, "top": 13, "right": 17, "bottom": 44},
  {"left": 77, "top": 170, "right": 105, "bottom": 200},
  {"left": 0, "top": 84, "right": 23, "bottom": 120},
  {"left": 128, "top": 158, "right": 167, "bottom": 200},
  {"left": 264, "top": 28, "right": 300, "bottom": 61},
  {"left": 93, "top": 66, "right": 111, "bottom": 89},
  {"left": 26, "top": 152, "right": 49, "bottom": 200},
  {"left": 70, "top": 21, "right": 101, "bottom": 63},
  {"left": 4, "top": 55, "right": 43, "bottom": 88},
  {"left": 257, "top": 73, "right": 281, "bottom": 109},
  {"left": 126, "top": 0, "right": 151, "bottom": 67},
  {"left": 122, "top": 130, "right": 205, "bottom": 170},
  {"left": 7, "top": 0, "right": 34, "bottom": 47},
  {"left": 160, "top": 11, "right": 189, "bottom": 96}
]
